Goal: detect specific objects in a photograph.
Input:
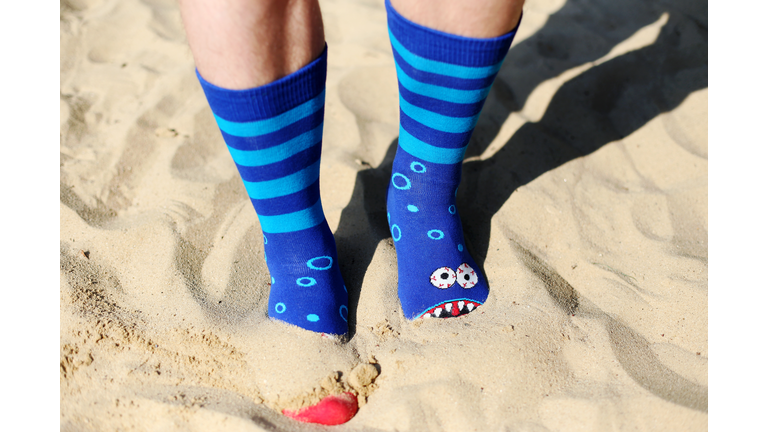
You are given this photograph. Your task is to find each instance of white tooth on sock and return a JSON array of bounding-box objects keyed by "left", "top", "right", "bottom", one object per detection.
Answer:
[
  {"left": 457, "top": 301, "right": 465, "bottom": 310},
  {"left": 467, "top": 303, "right": 475, "bottom": 312},
  {"left": 445, "top": 303, "right": 452, "bottom": 312},
  {"left": 434, "top": 308, "right": 443, "bottom": 316}
]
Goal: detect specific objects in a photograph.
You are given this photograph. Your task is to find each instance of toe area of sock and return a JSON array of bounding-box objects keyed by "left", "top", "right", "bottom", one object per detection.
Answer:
[
  {"left": 282, "top": 391, "right": 358, "bottom": 425},
  {"left": 415, "top": 300, "right": 483, "bottom": 319}
]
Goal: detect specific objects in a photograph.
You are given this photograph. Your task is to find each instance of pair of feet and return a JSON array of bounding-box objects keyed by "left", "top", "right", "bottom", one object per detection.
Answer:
[
  {"left": 247, "top": 80, "right": 492, "bottom": 337},
  {"left": 254, "top": 151, "right": 489, "bottom": 335},
  {"left": 196, "top": 0, "right": 521, "bottom": 424},
  {"left": 261, "top": 161, "right": 489, "bottom": 335}
]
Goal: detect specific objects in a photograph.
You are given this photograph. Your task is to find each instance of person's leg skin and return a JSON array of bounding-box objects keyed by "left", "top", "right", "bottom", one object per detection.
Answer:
[
  {"left": 180, "top": 0, "right": 325, "bottom": 89},
  {"left": 390, "top": 0, "right": 524, "bottom": 39},
  {"left": 385, "top": 0, "right": 524, "bottom": 319},
  {"left": 180, "top": 0, "right": 349, "bottom": 336}
]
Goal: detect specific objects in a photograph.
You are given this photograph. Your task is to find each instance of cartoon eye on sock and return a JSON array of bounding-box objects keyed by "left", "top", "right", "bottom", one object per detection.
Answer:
[
  {"left": 429, "top": 263, "right": 477, "bottom": 289},
  {"left": 430, "top": 267, "right": 456, "bottom": 289},
  {"left": 455, "top": 263, "right": 478, "bottom": 288}
]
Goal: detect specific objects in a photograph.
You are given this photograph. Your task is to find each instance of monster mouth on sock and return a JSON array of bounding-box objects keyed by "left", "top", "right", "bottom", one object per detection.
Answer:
[{"left": 418, "top": 300, "right": 482, "bottom": 319}]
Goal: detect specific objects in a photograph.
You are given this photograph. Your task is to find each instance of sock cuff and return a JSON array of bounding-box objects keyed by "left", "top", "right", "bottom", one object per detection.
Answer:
[
  {"left": 197, "top": 45, "right": 328, "bottom": 122},
  {"left": 385, "top": 0, "right": 519, "bottom": 68}
]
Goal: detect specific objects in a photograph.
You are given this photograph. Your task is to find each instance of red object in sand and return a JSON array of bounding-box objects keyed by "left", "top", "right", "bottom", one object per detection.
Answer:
[{"left": 282, "top": 392, "right": 358, "bottom": 425}]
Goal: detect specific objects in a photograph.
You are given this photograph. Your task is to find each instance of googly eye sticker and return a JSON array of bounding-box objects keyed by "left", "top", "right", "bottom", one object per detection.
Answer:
[
  {"left": 430, "top": 266, "right": 456, "bottom": 289},
  {"left": 456, "top": 263, "right": 478, "bottom": 288}
]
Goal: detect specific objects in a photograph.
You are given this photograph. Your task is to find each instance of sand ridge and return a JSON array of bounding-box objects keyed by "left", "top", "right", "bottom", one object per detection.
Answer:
[{"left": 61, "top": 0, "right": 707, "bottom": 430}]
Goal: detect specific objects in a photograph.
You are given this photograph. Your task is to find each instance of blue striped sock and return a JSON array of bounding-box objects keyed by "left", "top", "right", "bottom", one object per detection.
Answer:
[
  {"left": 197, "top": 47, "right": 349, "bottom": 335},
  {"left": 385, "top": 0, "right": 520, "bottom": 319}
]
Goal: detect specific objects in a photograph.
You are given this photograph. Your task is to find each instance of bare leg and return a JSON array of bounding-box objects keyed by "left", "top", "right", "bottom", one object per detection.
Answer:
[
  {"left": 179, "top": 0, "right": 325, "bottom": 89},
  {"left": 390, "top": 0, "right": 525, "bottom": 38}
]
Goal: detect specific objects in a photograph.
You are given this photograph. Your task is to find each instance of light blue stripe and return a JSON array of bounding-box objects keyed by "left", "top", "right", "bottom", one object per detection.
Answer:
[
  {"left": 399, "top": 96, "right": 479, "bottom": 133},
  {"left": 388, "top": 29, "right": 502, "bottom": 79},
  {"left": 243, "top": 160, "right": 320, "bottom": 199},
  {"left": 227, "top": 125, "right": 323, "bottom": 167},
  {"left": 398, "top": 128, "right": 467, "bottom": 164},
  {"left": 258, "top": 199, "right": 325, "bottom": 233},
  {"left": 214, "top": 90, "right": 325, "bottom": 137},
  {"left": 395, "top": 62, "right": 491, "bottom": 104}
]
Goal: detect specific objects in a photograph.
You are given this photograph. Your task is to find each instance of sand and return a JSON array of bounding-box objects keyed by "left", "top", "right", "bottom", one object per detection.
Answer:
[{"left": 60, "top": 0, "right": 708, "bottom": 430}]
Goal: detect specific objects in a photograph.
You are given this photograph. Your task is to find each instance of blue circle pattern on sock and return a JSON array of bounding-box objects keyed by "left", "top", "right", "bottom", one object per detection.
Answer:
[
  {"left": 339, "top": 305, "right": 348, "bottom": 321},
  {"left": 428, "top": 229, "right": 444, "bottom": 240},
  {"left": 410, "top": 161, "right": 426, "bottom": 173},
  {"left": 275, "top": 303, "right": 286, "bottom": 313},
  {"left": 386, "top": 153, "right": 490, "bottom": 320},
  {"left": 307, "top": 255, "right": 333, "bottom": 270},
  {"left": 307, "top": 314, "right": 319, "bottom": 322},
  {"left": 296, "top": 277, "right": 317, "bottom": 287},
  {"left": 408, "top": 205, "right": 419, "bottom": 212},
  {"left": 392, "top": 224, "right": 402, "bottom": 241},
  {"left": 392, "top": 173, "right": 412, "bottom": 190}
]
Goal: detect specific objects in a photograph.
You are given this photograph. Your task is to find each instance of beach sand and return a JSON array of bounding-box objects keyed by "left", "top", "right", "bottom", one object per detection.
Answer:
[{"left": 60, "top": 0, "right": 708, "bottom": 430}]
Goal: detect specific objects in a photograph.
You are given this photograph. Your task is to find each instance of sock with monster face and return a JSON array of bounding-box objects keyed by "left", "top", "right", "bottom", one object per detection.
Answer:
[{"left": 385, "top": 0, "right": 520, "bottom": 319}]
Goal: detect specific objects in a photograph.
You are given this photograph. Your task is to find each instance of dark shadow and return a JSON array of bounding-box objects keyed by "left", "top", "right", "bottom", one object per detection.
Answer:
[
  {"left": 461, "top": 5, "right": 707, "bottom": 264},
  {"left": 466, "top": 0, "right": 707, "bottom": 159}
]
